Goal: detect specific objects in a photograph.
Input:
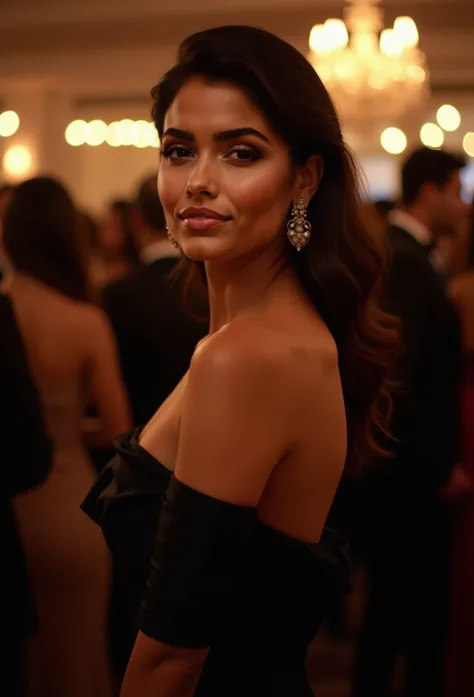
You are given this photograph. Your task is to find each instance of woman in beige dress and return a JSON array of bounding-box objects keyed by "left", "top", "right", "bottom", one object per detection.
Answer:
[{"left": 2, "top": 177, "right": 132, "bottom": 697}]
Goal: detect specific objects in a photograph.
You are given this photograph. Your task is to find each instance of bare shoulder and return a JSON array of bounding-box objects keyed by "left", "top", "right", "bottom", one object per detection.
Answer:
[
  {"left": 188, "top": 317, "right": 339, "bottom": 398},
  {"left": 192, "top": 321, "right": 284, "bottom": 372}
]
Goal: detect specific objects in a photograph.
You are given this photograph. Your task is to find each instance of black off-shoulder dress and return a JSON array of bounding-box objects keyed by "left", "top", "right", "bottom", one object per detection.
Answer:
[{"left": 82, "top": 429, "right": 350, "bottom": 696}]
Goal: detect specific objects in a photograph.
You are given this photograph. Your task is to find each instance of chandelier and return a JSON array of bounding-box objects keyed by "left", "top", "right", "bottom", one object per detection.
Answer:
[{"left": 307, "top": 0, "right": 430, "bottom": 142}]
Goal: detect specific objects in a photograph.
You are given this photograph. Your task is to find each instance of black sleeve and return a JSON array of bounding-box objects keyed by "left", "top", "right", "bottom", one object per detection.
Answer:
[
  {"left": 139, "top": 476, "right": 257, "bottom": 648},
  {"left": 0, "top": 294, "right": 52, "bottom": 494},
  {"left": 385, "top": 251, "right": 461, "bottom": 492}
]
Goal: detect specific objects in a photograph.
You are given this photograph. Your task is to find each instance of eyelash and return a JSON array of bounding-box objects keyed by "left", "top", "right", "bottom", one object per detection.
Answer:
[{"left": 161, "top": 144, "right": 262, "bottom": 163}]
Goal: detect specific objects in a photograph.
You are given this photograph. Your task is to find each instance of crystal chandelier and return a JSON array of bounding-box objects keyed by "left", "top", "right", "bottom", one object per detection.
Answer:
[{"left": 307, "top": 0, "right": 430, "bottom": 143}]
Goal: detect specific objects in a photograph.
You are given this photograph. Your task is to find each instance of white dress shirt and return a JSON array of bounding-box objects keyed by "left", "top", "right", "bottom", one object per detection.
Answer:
[{"left": 388, "top": 210, "right": 432, "bottom": 246}]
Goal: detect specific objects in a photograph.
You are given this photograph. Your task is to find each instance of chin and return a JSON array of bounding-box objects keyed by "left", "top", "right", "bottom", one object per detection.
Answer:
[{"left": 180, "top": 236, "right": 232, "bottom": 262}]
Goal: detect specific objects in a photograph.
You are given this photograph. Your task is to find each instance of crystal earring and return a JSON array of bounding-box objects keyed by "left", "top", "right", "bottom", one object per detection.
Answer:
[
  {"left": 287, "top": 195, "right": 311, "bottom": 252},
  {"left": 166, "top": 226, "right": 179, "bottom": 249}
]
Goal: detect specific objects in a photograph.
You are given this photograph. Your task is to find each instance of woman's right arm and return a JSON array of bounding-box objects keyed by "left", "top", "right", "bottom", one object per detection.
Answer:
[{"left": 83, "top": 308, "right": 132, "bottom": 448}]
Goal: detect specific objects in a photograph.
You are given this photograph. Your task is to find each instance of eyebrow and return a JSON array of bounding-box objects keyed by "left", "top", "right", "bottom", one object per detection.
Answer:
[{"left": 162, "top": 127, "right": 270, "bottom": 144}]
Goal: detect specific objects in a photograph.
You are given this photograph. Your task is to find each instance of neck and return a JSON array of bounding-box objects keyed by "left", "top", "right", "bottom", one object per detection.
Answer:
[
  {"left": 401, "top": 204, "right": 432, "bottom": 234},
  {"left": 205, "top": 245, "right": 295, "bottom": 333}
]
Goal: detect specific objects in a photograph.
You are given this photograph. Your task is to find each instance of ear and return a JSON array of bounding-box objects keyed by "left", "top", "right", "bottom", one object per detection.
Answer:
[{"left": 293, "top": 154, "right": 324, "bottom": 206}]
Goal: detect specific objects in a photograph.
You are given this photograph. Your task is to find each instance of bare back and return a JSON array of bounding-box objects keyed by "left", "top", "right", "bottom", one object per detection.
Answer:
[{"left": 7, "top": 276, "right": 131, "bottom": 455}]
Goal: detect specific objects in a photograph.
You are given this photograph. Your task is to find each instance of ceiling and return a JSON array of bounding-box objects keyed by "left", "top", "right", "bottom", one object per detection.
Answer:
[{"left": 0, "top": 0, "right": 473, "bottom": 95}]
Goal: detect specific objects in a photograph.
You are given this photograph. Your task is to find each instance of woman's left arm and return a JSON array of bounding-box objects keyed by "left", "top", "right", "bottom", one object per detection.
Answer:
[
  {"left": 121, "top": 634, "right": 208, "bottom": 697},
  {"left": 120, "top": 330, "right": 293, "bottom": 697}
]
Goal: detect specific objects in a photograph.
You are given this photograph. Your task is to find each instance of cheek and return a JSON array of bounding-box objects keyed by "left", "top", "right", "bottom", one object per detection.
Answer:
[
  {"left": 157, "top": 166, "right": 181, "bottom": 216},
  {"left": 229, "top": 165, "right": 292, "bottom": 220}
]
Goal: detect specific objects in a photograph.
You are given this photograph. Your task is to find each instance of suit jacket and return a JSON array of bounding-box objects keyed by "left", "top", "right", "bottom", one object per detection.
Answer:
[
  {"left": 373, "top": 225, "right": 462, "bottom": 511},
  {"left": 1, "top": 293, "right": 52, "bottom": 636},
  {"left": 102, "top": 257, "right": 208, "bottom": 426},
  {"left": 354, "top": 224, "right": 462, "bottom": 547}
]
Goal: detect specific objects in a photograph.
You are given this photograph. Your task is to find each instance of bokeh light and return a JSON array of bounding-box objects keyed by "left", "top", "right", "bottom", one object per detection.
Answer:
[
  {"left": 436, "top": 104, "right": 461, "bottom": 132},
  {"left": 3, "top": 144, "right": 32, "bottom": 179},
  {"left": 65, "top": 120, "right": 88, "bottom": 146},
  {"left": 0, "top": 110, "right": 20, "bottom": 137},
  {"left": 380, "top": 127, "right": 407, "bottom": 155},
  {"left": 420, "top": 123, "right": 444, "bottom": 149}
]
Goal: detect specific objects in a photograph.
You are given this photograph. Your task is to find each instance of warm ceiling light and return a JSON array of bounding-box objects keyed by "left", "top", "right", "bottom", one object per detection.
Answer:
[
  {"left": 463, "top": 132, "right": 474, "bottom": 158},
  {"left": 3, "top": 144, "right": 32, "bottom": 179},
  {"left": 146, "top": 123, "right": 160, "bottom": 148},
  {"left": 85, "top": 120, "right": 107, "bottom": 146},
  {"left": 65, "top": 120, "right": 87, "bottom": 146},
  {"left": 323, "top": 19, "right": 349, "bottom": 51},
  {"left": 380, "top": 127, "right": 407, "bottom": 155},
  {"left": 0, "top": 110, "right": 20, "bottom": 137},
  {"left": 420, "top": 122, "right": 444, "bottom": 149},
  {"left": 380, "top": 29, "right": 404, "bottom": 57},
  {"left": 436, "top": 104, "right": 461, "bottom": 132},
  {"left": 393, "top": 16, "right": 419, "bottom": 49}
]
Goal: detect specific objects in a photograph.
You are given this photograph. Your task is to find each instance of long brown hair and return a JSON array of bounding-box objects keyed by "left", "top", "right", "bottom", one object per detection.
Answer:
[
  {"left": 151, "top": 26, "right": 400, "bottom": 475},
  {"left": 3, "top": 177, "right": 90, "bottom": 302}
]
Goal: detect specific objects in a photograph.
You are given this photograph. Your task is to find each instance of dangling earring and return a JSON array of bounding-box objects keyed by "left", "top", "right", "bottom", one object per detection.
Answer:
[
  {"left": 166, "top": 225, "right": 179, "bottom": 249},
  {"left": 287, "top": 195, "right": 311, "bottom": 252}
]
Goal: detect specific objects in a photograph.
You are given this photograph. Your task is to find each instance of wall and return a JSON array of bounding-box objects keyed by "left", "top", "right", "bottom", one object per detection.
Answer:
[{"left": 1, "top": 0, "right": 473, "bottom": 211}]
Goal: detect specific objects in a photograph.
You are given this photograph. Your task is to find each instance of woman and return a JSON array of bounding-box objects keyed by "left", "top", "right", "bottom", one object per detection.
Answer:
[
  {"left": 445, "top": 200, "right": 474, "bottom": 697},
  {"left": 83, "top": 26, "right": 398, "bottom": 697},
  {"left": 3, "top": 177, "right": 132, "bottom": 697}
]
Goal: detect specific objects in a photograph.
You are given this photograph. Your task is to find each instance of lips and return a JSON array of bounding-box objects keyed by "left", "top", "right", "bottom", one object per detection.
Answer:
[
  {"left": 179, "top": 207, "right": 230, "bottom": 221},
  {"left": 179, "top": 207, "right": 231, "bottom": 232}
]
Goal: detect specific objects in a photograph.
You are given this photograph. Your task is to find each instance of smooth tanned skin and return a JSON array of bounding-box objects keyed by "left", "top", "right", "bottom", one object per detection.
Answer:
[{"left": 120, "top": 77, "right": 347, "bottom": 697}]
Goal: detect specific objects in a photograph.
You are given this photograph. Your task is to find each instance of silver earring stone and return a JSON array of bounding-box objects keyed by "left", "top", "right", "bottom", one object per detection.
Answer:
[{"left": 287, "top": 195, "right": 311, "bottom": 251}]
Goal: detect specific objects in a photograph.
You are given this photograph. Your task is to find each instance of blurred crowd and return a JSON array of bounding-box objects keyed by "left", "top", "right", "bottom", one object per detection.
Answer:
[{"left": 1, "top": 144, "right": 474, "bottom": 697}]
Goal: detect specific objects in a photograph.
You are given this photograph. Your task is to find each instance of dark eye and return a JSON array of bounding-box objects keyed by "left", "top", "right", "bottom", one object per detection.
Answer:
[
  {"left": 162, "top": 145, "right": 193, "bottom": 161},
  {"left": 227, "top": 146, "right": 261, "bottom": 162}
]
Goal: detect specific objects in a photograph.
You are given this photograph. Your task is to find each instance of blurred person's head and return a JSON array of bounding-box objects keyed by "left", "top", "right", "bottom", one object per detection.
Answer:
[
  {"left": 2, "top": 177, "right": 89, "bottom": 302},
  {"left": 132, "top": 174, "right": 167, "bottom": 249},
  {"left": 400, "top": 147, "right": 468, "bottom": 236},
  {"left": 0, "top": 184, "right": 15, "bottom": 221},
  {"left": 99, "top": 199, "right": 140, "bottom": 266},
  {"left": 150, "top": 25, "right": 400, "bottom": 473},
  {"left": 77, "top": 210, "right": 99, "bottom": 253}
]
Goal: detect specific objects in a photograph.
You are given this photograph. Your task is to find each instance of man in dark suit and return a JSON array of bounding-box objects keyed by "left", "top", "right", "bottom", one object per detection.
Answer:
[
  {"left": 353, "top": 148, "right": 469, "bottom": 697},
  {"left": 1, "top": 292, "right": 52, "bottom": 696},
  {"left": 103, "top": 175, "right": 208, "bottom": 428}
]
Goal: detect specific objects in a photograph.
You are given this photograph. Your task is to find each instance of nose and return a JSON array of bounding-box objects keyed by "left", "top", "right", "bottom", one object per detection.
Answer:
[{"left": 185, "top": 155, "right": 218, "bottom": 200}]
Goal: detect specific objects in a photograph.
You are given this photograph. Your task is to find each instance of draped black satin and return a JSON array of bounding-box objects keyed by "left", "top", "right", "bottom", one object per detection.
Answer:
[{"left": 82, "top": 429, "right": 350, "bottom": 696}]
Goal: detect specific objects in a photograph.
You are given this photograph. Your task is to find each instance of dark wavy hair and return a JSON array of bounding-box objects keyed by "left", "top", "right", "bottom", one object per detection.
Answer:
[
  {"left": 151, "top": 25, "right": 400, "bottom": 475},
  {"left": 3, "top": 177, "right": 90, "bottom": 302}
]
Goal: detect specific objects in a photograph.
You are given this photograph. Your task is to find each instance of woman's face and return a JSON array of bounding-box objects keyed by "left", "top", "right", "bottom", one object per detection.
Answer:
[{"left": 158, "top": 77, "right": 300, "bottom": 263}]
